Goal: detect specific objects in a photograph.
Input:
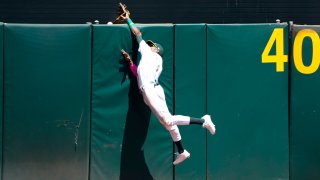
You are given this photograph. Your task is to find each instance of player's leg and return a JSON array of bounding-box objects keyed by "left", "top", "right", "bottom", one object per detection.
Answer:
[
  {"left": 154, "top": 85, "right": 216, "bottom": 134},
  {"left": 141, "top": 87, "right": 191, "bottom": 165},
  {"left": 142, "top": 86, "right": 216, "bottom": 134},
  {"left": 171, "top": 115, "right": 216, "bottom": 135},
  {"left": 167, "top": 125, "right": 190, "bottom": 165},
  {"left": 153, "top": 86, "right": 191, "bottom": 125},
  {"left": 167, "top": 125, "right": 183, "bottom": 153}
]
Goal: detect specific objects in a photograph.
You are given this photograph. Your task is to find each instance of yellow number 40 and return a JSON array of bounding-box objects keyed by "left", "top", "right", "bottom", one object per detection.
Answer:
[
  {"left": 262, "top": 28, "right": 288, "bottom": 72},
  {"left": 294, "top": 29, "right": 320, "bottom": 74}
]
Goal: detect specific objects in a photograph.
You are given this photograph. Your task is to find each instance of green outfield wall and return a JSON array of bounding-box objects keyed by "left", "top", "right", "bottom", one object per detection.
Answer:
[
  {"left": 0, "top": 22, "right": 3, "bottom": 180},
  {"left": 90, "top": 25, "right": 133, "bottom": 180},
  {"left": 207, "top": 24, "right": 289, "bottom": 179},
  {"left": 90, "top": 24, "right": 173, "bottom": 180},
  {"left": 174, "top": 24, "right": 207, "bottom": 179},
  {"left": 3, "top": 24, "right": 91, "bottom": 180},
  {"left": 0, "top": 23, "right": 318, "bottom": 180},
  {"left": 290, "top": 25, "right": 320, "bottom": 180}
]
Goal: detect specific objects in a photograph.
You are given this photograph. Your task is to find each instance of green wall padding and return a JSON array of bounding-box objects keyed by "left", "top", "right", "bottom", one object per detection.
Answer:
[
  {"left": 0, "top": 23, "right": 297, "bottom": 179},
  {"left": 140, "top": 25, "right": 174, "bottom": 179},
  {"left": 290, "top": 25, "right": 320, "bottom": 180},
  {"left": 91, "top": 25, "right": 133, "bottom": 179},
  {"left": 91, "top": 24, "right": 173, "bottom": 180},
  {"left": 3, "top": 24, "right": 91, "bottom": 180},
  {"left": 0, "top": 22, "right": 3, "bottom": 180},
  {"left": 207, "top": 24, "right": 289, "bottom": 179},
  {"left": 174, "top": 24, "right": 206, "bottom": 179}
]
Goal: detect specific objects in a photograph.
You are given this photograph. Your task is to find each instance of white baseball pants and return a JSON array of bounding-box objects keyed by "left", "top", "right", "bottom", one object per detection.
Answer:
[{"left": 141, "top": 84, "right": 190, "bottom": 142}]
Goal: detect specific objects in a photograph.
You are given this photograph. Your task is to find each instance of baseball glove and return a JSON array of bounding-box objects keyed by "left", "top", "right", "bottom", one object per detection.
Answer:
[{"left": 113, "top": 2, "right": 130, "bottom": 24}]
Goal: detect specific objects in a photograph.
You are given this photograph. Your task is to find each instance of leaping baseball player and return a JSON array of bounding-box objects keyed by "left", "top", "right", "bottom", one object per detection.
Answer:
[{"left": 116, "top": 3, "right": 216, "bottom": 165}]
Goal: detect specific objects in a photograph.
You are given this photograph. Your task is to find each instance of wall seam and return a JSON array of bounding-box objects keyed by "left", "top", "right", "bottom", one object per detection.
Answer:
[
  {"left": 172, "top": 24, "right": 176, "bottom": 180},
  {"left": 287, "top": 21, "right": 293, "bottom": 180},
  {"left": 205, "top": 23, "right": 208, "bottom": 180},
  {"left": 88, "top": 23, "right": 93, "bottom": 180},
  {"left": 1, "top": 23, "right": 5, "bottom": 180}
]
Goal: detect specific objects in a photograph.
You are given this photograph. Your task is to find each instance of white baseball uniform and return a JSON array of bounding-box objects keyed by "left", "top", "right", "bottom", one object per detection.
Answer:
[{"left": 137, "top": 40, "right": 190, "bottom": 142}]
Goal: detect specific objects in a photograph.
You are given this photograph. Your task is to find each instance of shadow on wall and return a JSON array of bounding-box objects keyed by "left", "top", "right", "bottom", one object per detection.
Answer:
[{"left": 120, "top": 39, "right": 154, "bottom": 180}]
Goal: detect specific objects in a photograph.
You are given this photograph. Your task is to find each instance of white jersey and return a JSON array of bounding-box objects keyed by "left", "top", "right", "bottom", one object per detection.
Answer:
[
  {"left": 135, "top": 39, "right": 195, "bottom": 144},
  {"left": 137, "top": 40, "right": 163, "bottom": 89}
]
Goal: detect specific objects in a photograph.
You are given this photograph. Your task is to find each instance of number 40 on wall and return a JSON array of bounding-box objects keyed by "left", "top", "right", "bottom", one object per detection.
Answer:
[{"left": 262, "top": 28, "right": 320, "bottom": 74}]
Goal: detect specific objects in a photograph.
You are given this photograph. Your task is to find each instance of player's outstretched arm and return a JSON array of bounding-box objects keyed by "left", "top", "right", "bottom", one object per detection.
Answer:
[
  {"left": 116, "top": 3, "right": 142, "bottom": 42},
  {"left": 121, "top": 49, "right": 137, "bottom": 77},
  {"left": 126, "top": 18, "right": 142, "bottom": 40}
]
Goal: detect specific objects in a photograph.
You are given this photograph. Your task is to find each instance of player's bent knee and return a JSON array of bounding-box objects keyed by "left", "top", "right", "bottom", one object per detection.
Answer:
[
  {"left": 158, "top": 116, "right": 172, "bottom": 127},
  {"left": 164, "top": 122, "right": 178, "bottom": 132},
  {"left": 163, "top": 120, "right": 173, "bottom": 129}
]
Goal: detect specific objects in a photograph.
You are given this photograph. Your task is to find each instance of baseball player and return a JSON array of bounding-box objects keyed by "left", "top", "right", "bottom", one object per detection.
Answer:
[{"left": 118, "top": 3, "right": 216, "bottom": 165}]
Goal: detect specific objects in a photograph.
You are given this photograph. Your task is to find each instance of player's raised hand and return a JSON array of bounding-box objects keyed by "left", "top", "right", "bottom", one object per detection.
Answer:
[
  {"left": 121, "top": 49, "right": 133, "bottom": 65},
  {"left": 114, "top": 2, "right": 131, "bottom": 24}
]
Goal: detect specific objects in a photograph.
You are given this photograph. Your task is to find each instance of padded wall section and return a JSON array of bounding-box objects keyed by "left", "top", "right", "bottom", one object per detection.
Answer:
[
  {"left": 91, "top": 25, "right": 133, "bottom": 180},
  {"left": 207, "top": 24, "right": 289, "bottom": 179},
  {"left": 0, "top": 22, "right": 3, "bottom": 180},
  {"left": 290, "top": 25, "right": 320, "bottom": 180},
  {"left": 3, "top": 24, "right": 91, "bottom": 180},
  {"left": 139, "top": 25, "right": 174, "bottom": 179},
  {"left": 91, "top": 24, "right": 173, "bottom": 180},
  {"left": 174, "top": 24, "right": 206, "bottom": 179}
]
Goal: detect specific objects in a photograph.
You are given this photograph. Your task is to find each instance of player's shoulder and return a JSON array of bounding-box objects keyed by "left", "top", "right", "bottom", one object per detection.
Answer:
[
  {"left": 139, "top": 40, "right": 151, "bottom": 52},
  {"left": 140, "top": 39, "right": 148, "bottom": 46}
]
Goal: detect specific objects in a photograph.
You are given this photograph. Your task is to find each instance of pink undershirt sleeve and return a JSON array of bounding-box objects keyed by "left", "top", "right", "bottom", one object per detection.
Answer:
[{"left": 130, "top": 64, "right": 138, "bottom": 77}]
